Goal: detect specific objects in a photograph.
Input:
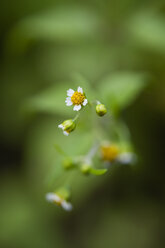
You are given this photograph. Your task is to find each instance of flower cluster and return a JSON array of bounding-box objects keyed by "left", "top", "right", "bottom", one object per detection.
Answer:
[
  {"left": 45, "top": 84, "right": 136, "bottom": 211},
  {"left": 58, "top": 86, "right": 107, "bottom": 136}
]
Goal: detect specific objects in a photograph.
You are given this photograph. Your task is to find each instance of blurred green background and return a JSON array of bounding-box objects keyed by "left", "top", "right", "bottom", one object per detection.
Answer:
[{"left": 0, "top": 0, "right": 165, "bottom": 248}]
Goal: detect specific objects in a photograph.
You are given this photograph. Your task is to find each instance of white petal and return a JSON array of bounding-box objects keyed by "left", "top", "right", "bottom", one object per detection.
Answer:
[
  {"left": 77, "top": 86, "right": 83, "bottom": 94},
  {"left": 58, "top": 124, "right": 64, "bottom": 130},
  {"left": 73, "top": 104, "right": 81, "bottom": 111},
  {"left": 117, "top": 153, "right": 136, "bottom": 164},
  {"left": 63, "top": 131, "right": 69, "bottom": 136},
  {"left": 46, "top": 193, "right": 61, "bottom": 203},
  {"left": 82, "top": 98, "right": 88, "bottom": 106},
  {"left": 65, "top": 97, "right": 73, "bottom": 106},
  {"left": 67, "top": 89, "right": 75, "bottom": 97},
  {"left": 61, "top": 200, "right": 73, "bottom": 211}
]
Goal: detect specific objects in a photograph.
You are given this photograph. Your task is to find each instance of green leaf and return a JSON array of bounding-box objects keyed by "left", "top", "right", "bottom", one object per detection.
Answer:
[
  {"left": 89, "top": 168, "right": 107, "bottom": 176},
  {"left": 71, "top": 73, "right": 96, "bottom": 100},
  {"left": 23, "top": 75, "right": 94, "bottom": 116},
  {"left": 7, "top": 7, "right": 100, "bottom": 53},
  {"left": 98, "top": 71, "right": 148, "bottom": 113},
  {"left": 128, "top": 11, "right": 165, "bottom": 54},
  {"left": 54, "top": 144, "right": 68, "bottom": 157},
  {"left": 23, "top": 84, "right": 73, "bottom": 116}
]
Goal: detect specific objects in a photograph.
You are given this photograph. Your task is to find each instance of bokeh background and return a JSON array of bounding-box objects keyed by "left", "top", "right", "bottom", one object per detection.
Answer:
[{"left": 0, "top": 0, "right": 165, "bottom": 248}]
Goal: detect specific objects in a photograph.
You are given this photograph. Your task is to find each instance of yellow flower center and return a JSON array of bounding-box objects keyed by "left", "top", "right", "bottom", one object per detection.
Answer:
[
  {"left": 54, "top": 200, "right": 62, "bottom": 206},
  {"left": 54, "top": 198, "right": 63, "bottom": 206},
  {"left": 71, "top": 91, "right": 85, "bottom": 105},
  {"left": 101, "top": 145, "right": 119, "bottom": 162}
]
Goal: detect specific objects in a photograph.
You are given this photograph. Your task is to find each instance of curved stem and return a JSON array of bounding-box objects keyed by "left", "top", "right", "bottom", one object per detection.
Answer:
[{"left": 73, "top": 113, "right": 80, "bottom": 122}]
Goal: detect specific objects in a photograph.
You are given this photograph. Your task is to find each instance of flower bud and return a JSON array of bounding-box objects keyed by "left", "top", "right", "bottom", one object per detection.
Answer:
[
  {"left": 62, "top": 119, "right": 76, "bottom": 132},
  {"left": 62, "top": 158, "right": 75, "bottom": 170},
  {"left": 96, "top": 104, "right": 107, "bottom": 116},
  {"left": 58, "top": 119, "right": 76, "bottom": 136},
  {"left": 80, "top": 164, "right": 91, "bottom": 175}
]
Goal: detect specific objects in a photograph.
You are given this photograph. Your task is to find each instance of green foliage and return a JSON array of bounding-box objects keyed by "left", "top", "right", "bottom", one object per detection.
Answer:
[
  {"left": 24, "top": 74, "right": 95, "bottom": 116},
  {"left": 98, "top": 72, "right": 148, "bottom": 114},
  {"left": 128, "top": 11, "right": 165, "bottom": 53},
  {"left": 8, "top": 7, "right": 100, "bottom": 53},
  {"left": 24, "top": 71, "right": 147, "bottom": 117},
  {"left": 24, "top": 84, "right": 72, "bottom": 116},
  {"left": 23, "top": 70, "right": 146, "bottom": 201}
]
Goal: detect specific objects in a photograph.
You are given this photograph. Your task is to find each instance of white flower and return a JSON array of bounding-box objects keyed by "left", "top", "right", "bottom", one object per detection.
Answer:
[
  {"left": 65, "top": 86, "right": 88, "bottom": 111},
  {"left": 101, "top": 143, "right": 136, "bottom": 165},
  {"left": 46, "top": 193, "right": 73, "bottom": 211}
]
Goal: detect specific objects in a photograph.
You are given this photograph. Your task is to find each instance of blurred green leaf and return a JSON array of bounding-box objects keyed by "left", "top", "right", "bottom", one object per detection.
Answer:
[
  {"left": 98, "top": 71, "right": 148, "bottom": 113},
  {"left": 24, "top": 84, "right": 72, "bottom": 116},
  {"left": 128, "top": 12, "right": 165, "bottom": 54},
  {"left": 8, "top": 7, "right": 101, "bottom": 52},
  {"left": 71, "top": 73, "right": 96, "bottom": 100},
  {"left": 54, "top": 144, "right": 68, "bottom": 157},
  {"left": 24, "top": 75, "right": 94, "bottom": 116}
]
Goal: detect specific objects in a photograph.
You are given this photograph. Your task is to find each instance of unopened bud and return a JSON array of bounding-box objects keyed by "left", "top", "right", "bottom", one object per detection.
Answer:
[
  {"left": 58, "top": 119, "right": 76, "bottom": 136},
  {"left": 62, "top": 158, "right": 75, "bottom": 170},
  {"left": 96, "top": 104, "right": 107, "bottom": 116},
  {"left": 80, "top": 164, "right": 91, "bottom": 175}
]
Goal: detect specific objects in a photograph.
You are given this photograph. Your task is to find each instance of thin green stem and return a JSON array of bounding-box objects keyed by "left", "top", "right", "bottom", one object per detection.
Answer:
[{"left": 73, "top": 113, "right": 80, "bottom": 122}]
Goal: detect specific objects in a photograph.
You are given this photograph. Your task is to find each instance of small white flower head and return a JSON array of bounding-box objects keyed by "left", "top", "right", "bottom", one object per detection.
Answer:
[
  {"left": 58, "top": 119, "right": 76, "bottom": 136},
  {"left": 96, "top": 104, "right": 107, "bottom": 116},
  {"left": 100, "top": 143, "right": 136, "bottom": 165},
  {"left": 46, "top": 192, "right": 73, "bottom": 211},
  {"left": 65, "top": 86, "right": 88, "bottom": 111},
  {"left": 101, "top": 144, "right": 120, "bottom": 162}
]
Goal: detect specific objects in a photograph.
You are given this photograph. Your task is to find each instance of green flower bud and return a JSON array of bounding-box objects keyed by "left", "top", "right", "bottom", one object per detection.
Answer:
[
  {"left": 80, "top": 164, "right": 91, "bottom": 175},
  {"left": 62, "top": 158, "right": 75, "bottom": 170},
  {"left": 62, "top": 120, "right": 76, "bottom": 132},
  {"left": 96, "top": 104, "right": 107, "bottom": 116},
  {"left": 58, "top": 119, "right": 76, "bottom": 136}
]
